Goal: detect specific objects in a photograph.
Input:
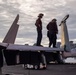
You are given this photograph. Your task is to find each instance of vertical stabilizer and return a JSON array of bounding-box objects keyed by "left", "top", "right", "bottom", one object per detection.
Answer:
[
  {"left": 60, "top": 14, "right": 71, "bottom": 51},
  {"left": 3, "top": 14, "right": 19, "bottom": 44}
]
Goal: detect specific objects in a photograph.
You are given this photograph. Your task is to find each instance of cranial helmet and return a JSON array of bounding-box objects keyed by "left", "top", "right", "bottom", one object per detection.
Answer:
[{"left": 38, "top": 13, "right": 44, "bottom": 17}]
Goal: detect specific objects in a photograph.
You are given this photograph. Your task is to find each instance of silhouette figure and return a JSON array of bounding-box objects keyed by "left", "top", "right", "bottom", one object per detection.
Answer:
[
  {"left": 35, "top": 13, "right": 44, "bottom": 46},
  {"left": 46, "top": 18, "right": 58, "bottom": 47}
]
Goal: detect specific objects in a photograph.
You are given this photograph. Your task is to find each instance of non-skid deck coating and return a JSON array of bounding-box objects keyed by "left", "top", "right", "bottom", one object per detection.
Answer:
[{"left": 2, "top": 64, "right": 76, "bottom": 75}]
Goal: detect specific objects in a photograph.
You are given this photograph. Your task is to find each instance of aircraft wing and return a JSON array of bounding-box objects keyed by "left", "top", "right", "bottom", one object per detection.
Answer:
[
  {"left": 0, "top": 43, "right": 64, "bottom": 52},
  {"left": 0, "top": 42, "right": 8, "bottom": 47}
]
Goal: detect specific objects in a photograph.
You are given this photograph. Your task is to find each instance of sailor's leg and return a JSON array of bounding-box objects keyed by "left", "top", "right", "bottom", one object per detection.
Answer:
[
  {"left": 40, "top": 53, "right": 47, "bottom": 69},
  {"left": 48, "top": 35, "right": 52, "bottom": 47},
  {"left": 55, "top": 51, "right": 64, "bottom": 64},
  {"left": 36, "top": 30, "right": 42, "bottom": 46},
  {"left": 0, "top": 68, "right": 2, "bottom": 75},
  {"left": 53, "top": 34, "right": 57, "bottom": 47}
]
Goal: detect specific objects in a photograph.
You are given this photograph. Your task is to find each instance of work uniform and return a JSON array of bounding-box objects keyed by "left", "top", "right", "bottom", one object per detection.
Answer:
[
  {"left": 35, "top": 18, "right": 42, "bottom": 46},
  {"left": 47, "top": 21, "right": 58, "bottom": 47}
]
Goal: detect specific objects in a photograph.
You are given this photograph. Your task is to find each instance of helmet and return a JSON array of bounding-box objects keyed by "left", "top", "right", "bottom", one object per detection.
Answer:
[
  {"left": 52, "top": 18, "right": 57, "bottom": 21},
  {"left": 38, "top": 13, "right": 44, "bottom": 17}
]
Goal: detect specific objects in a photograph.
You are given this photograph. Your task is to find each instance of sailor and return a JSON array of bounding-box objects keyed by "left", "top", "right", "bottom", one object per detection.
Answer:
[
  {"left": 46, "top": 18, "right": 58, "bottom": 47},
  {"left": 35, "top": 13, "right": 44, "bottom": 46}
]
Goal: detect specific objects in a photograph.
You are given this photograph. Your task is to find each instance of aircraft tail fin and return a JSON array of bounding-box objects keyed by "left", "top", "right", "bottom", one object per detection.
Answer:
[
  {"left": 60, "top": 14, "right": 71, "bottom": 51},
  {"left": 2, "top": 14, "right": 19, "bottom": 44}
]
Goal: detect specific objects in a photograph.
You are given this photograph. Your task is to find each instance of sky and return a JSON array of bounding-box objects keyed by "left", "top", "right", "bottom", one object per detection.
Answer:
[{"left": 0, "top": 0, "right": 76, "bottom": 46}]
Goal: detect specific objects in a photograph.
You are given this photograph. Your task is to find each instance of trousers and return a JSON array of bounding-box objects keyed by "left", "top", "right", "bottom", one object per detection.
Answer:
[{"left": 36, "top": 29, "right": 42, "bottom": 46}]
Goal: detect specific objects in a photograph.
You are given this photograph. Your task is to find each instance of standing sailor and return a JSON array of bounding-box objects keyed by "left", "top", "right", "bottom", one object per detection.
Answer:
[
  {"left": 46, "top": 18, "right": 58, "bottom": 47},
  {"left": 35, "top": 13, "right": 44, "bottom": 46}
]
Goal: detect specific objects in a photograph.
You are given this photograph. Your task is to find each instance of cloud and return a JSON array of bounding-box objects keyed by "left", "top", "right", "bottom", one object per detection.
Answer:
[{"left": 0, "top": 0, "right": 76, "bottom": 45}]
